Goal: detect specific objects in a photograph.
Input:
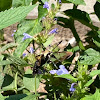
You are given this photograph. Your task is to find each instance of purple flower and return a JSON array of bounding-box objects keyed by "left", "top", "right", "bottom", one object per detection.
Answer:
[
  {"left": 23, "top": 53, "right": 26, "bottom": 57},
  {"left": 43, "top": 2, "right": 49, "bottom": 10},
  {"left": 48, "top": 28, "right": 58, "bottom": 35},
  {"left": 13, "top": 30, "right": 16, "bottom": 32},
  {"left": 69, "top": 83, "right": 76, "bottom": 92},
  {"left": 54, "top": 18, "right": 57, "bottom": 21},
  {"left": 11, "top": 33, "right": 14, "bottom": 37},
  {"left": 22, "top": 33, "right": 32, "bottom": 41},
  {"left": 11, "top": 30, "right": 16, "bottom": 37},
  {"left": 59, "top": 0, "right": 61, "bottom": 4},
  {"left": 49, "top": 65, "right": 69, "bottom": 75},
  {"left": 29, "top": 47, "right": 35, "bottom": 54}
]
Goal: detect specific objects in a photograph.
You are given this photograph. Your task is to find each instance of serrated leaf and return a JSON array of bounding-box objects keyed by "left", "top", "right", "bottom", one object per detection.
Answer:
[
  {"left": 55, "top": 74, "right": 77, "bottom": 82},
  {"left": 64, "top": 9, "right": 98, "bottom": 30},
  {"left": 94, "top": 1, "right": 100, "bottom": 20},
  {"left": 23, "top": 69, "right": 40, "bottom": 92},
  {"left": 81, "top": 89, "right": 100, "bottom": 100},
  {"left": 0, "top": 42, "right": 17, "bottom": 53},
  {"left": 0, "top": 4, "right": 37, "bottom": 30},
  {"left": 14, "top": 19, "right": 42, "bottom": 57},
  {"left": 79, "top": 48, "right": 100, "bottom": 65},
  {"left": 7, "top": 55, "right": 29, "bottom": 66},
  {"left": 65, "top": 0, "right": 85, "bottom": 5},
  {"left": 90, "top": 70, "right": 100, "bottom": 77},
  {"left": 0, "top": 60, "right": 13, "bottom": 66},
  {"left": 12, "top": 0, "right": 33, "bottom": 7}
]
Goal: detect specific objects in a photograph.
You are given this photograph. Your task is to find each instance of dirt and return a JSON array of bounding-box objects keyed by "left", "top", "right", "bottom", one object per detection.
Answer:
[{"left": 3, "top": 20, "right": 100, "bottom": 48}]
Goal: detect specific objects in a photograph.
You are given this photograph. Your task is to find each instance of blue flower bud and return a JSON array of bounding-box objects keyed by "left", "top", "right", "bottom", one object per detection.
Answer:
[{"left": 43, "top": 2, "right": 50, "bottom": 10}]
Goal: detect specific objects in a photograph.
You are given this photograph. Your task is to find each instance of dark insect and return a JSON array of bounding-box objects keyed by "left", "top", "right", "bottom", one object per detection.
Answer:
[
  {"left": 32, "top": 51, "right": 73, "bottom": 75},
  {"left": 32, "top": 41, "right": 73, "bottom": 75}
]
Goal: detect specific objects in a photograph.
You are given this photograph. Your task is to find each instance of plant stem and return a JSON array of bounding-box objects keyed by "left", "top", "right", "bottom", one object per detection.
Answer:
[
  {"left": 70, "top": 20, "right": 85, "bottom": 50},
  {"left": 54, "top": 92, "right": 57, "bottom": 100},
  {"left": 35, "top": 75, "right": 37, "bottom": 95}
]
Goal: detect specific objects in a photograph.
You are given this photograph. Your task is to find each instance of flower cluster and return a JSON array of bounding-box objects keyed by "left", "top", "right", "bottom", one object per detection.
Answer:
[{"left": 50, "top": 65, "right": 76, "bottom": 92}]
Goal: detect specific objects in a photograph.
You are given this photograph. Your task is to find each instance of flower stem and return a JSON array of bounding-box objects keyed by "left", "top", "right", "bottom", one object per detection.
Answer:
[
  {"left": 35, "top": 75, "right": 37, "bottom": 95},
  {"left": 70, "top": 19, "right": 85, "bottom": 51},
  {"left": 54, "top": 92, "right": 57, "bottom": 100}
]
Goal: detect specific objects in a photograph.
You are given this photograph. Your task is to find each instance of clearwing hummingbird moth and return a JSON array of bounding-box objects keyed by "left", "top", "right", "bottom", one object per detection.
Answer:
[
  {"left": 32, "top": 51, "right": 73, "bottom": 75},
  {"left": 32, "top": 41, "right": 73, "bottom": 75}
]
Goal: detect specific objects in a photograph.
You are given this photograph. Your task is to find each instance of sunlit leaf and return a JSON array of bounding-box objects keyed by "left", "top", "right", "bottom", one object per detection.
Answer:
[
  {"left": 65, "top": 0, "right": 85, "bottom": 5},
  {"left": 23, "top": 69, "right": 40, "bottom": 92},
  {"left": 79, "top": 48, "right": 100, "bottom": 65},
  {"left": 0, "top": 4, "right": 37, "bottom": 30},
  {"left": 81, "top": 89, "right": 100, "bottom": 100},
  {"left": 55, "top": 74, "right": 77, "bottom": 82}
]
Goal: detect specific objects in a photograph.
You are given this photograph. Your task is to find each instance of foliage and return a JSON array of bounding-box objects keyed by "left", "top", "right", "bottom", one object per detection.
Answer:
[{"left": 0, "top": 0, "right": 100, "bottom": 99}]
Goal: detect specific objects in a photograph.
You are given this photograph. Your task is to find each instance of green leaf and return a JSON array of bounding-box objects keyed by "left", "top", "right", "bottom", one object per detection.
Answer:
[
  {"left": 84, "top": 79, "right": 94, "bottom": 87},
  {"left": 0, "top": 42, "right": 17, "bottom": 53},
  {"left": 21, "top": 94, "right": 40, "bottom": 100},
  {"left": 79, "top": 48, "right": 100, "bottom": 65},
  {"left": 41, "top": 0, "right": 49, "bottom": 3},
  {"left": 97, "top": 0, "right": 100, "bottom": 2},
  {"left": 38, "top": 5, "right": 48, "bottom": 21},
  {"left": 0, "top": 0, "right": 12, "bottom": 11},
  {"left": 64, "top": 9, "right": 98, "bottom": 31},
  {"left": 0, "top": 4, "right": 37, "bottom": 30},
  {"left": 94, "top": 1, "right": 100, "bottom": 20},
  {"left": 14, "top": 19, "right": 42, "bottom": 57},
  {"left": 65, "top": 0, "right": 85, "bottom": 5},
  {"left": 81, "top": 89, "right": 100, "bottom": 100},
  {"left": 1, "top": 74, "right": 15, "bottom": 91},
  {"left": 7, "top": 54, "right": 29, "bottom": 66},
  {"left": 12, "top": 0, "right": 33, "bottom": 7},
  {"left": 55, "top": 74, "right": 77, "bottom": 82},
  {"left": 0, "top": 60, "right": 13, "bottom": 66},
  {"left": 0, "top": 54, "right": 29, "bottom": 66},
  {"left": 5, "top": 94, "right": 27, "bottom": 100},
  {"left": 0, "top": 72, "right": 4, "bottom": 89},
  {"left": 90, "top": 70, "right": 100, "bottom": 77},
  {"left": 0, "top": 94, "right": 4, "bottom": 100},
  {"left": 23, "top": 69, "right": 40, "bottom": 92},
  {"left": 43, "top": 34, "right": 54, "bottom": 47}
]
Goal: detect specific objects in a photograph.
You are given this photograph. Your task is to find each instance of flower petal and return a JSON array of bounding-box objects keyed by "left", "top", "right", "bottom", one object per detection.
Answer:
[
  {"left": 56, "top": 69, "right": 64, "bottom": 75},
  {"left": 22, "top": 33, "right": 32, "bottom": 41},
  {"left": 43, "top": 2, "right": 49, "bottom": 10},
  {"left": 30, "top": 47, "right": 35, "bottom": 54},
  {"left": 59, "top": 65, "right": 69, "bottom": 74},
  {"left": 69, "top": 83, "right": 76, "bottom": 92},
  {"left": 49, "top": 70, "right": 57, "bottom": 74},
  {"left": 48, "top": 28, "right": 58, "bottom": 35}
]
